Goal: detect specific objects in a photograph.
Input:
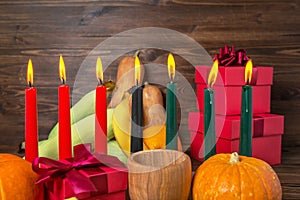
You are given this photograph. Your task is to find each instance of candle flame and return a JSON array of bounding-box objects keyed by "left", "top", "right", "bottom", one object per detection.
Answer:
[
  {"left": 27, "top": 59, "right": 33, "bottom": 87},
  {"left": 245, "top": 59, "right": 253, "bottom": 85},
  {"left": 96, "top": 57, "right": 103, "bottom": 84},
  {"left": 135, "top": 55, "right": 141, "bottom": 85},
  {"left": 168, "top": 53, "right": 176, "bottom": 82},
  {"left": 59, "top": 55, "right": 66, "bottom": 84},
  {"left": 207, "top": 60, "right": 219, "bottom": 87}
]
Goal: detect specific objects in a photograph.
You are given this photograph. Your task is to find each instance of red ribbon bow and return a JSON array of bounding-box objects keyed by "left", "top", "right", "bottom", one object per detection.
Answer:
[
  {"left": 33, "top": 144, "right": 125, "bottom": 200},
  {"left": 213, "top": 45, "right": 249, "bottom": 66}
]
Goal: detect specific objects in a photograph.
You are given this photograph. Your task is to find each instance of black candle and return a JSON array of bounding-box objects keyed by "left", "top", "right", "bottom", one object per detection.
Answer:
[{"left": 130, "top": 55, "right": 143, "bottom": 153}]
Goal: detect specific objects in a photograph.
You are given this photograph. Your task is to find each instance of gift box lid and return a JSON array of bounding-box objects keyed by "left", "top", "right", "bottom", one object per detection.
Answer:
[
  {"left": 64, "top": 163, "right": 128, "bottom": 199},
  {"left": 79, "top": 165, "right": 128, "bottom": 195},
  {"left": 188, "top": 112, "right": 284, "bottom": 140},
  {"left": 79, "top": 191, "right": 126, "bottom": 200},
  {"left": 195, "top": 66, "right": 273, "bottom": 86}
]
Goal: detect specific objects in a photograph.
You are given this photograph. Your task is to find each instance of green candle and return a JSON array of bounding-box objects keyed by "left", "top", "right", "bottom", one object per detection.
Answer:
[
  {"left": 240, "top": 59, "right": 253, "bottom": 156},
  {"left": 204, "top": 88, "right": 216, "bottom": 160},
  {"left": 166, "top": 53, "right": 177, "bottom": 150},
  {"left": 204, "top": 60, "right": 218, "bottom": 160}
]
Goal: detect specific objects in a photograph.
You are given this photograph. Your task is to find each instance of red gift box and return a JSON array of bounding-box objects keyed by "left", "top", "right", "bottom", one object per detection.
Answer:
[
  {"left": 190, "top": 46, "right": 283, "bottom": 165},
  {"left": 63, "top": 165, "right": 128, "bottom": 199},
  {"left": 195, "top": 66, "right": 273, "bottom": 86},
  {"left": 78, "top": 191, "right": 126, "bottom": 200},
  {"left": 194, "top": 46, "right": 274, "bottom": 115},
  {"left": 190, "top": 131, "right": 282, "bottom": 165},
  {"left": 189, "top": 112, "right": 284, "bottom": 165},
  {"left": 196, "top": 46, "right": 273, "bottom": 86},
  {"left": 188, "top": 112, "right": 284, "bottom": 140},
  {"left": 196, "top": 84, "right": 271, "bottom": 115},
  {"left": 195, "top": 55, "right": 273, "bottom": 115},
  {"left": 33, "top": 144, "right": 128, "bottom": 200}
]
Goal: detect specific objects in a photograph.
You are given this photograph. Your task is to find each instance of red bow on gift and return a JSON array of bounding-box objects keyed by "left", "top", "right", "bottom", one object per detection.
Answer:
[
  {"left": 33, "top": 144, "right": 125, "bottom": 200},
  {"left": 213, "top": 45, "right": 250, "bottom": 66}
]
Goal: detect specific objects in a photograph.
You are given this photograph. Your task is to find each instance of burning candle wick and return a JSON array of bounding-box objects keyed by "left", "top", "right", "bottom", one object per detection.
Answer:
[{"left": 98, "top": 78, "right": 103, "bottom": 86}]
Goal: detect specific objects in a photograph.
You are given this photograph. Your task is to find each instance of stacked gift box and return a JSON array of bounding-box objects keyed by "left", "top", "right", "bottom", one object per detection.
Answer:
[
  {"left": 189, "top": 46, "right": 284, "bottom": 165},
  {"left": 33, "top": 144, "right": 128, "bottom": 200}
]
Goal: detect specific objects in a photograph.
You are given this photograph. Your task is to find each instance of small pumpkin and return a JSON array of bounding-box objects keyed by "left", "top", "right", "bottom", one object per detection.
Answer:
[
  {"left": 0, "top": 154, "right": 41, "bottom": 199},
  {"left": 193, "top": 152, "right": 282, "bottom": 200}
]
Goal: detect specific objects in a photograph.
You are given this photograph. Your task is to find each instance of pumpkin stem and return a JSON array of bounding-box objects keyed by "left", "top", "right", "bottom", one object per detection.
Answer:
[{"left": 230, "top": 152, "right": 240, "bottom": 164}]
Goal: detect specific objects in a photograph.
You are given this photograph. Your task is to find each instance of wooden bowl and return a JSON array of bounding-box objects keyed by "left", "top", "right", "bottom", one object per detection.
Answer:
[{"left": 128, "top": 149, "right": 192, "bottom": 200}]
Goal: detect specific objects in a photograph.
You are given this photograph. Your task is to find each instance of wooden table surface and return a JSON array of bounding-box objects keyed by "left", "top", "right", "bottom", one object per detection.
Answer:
[{"left": 0, "top": 0, "right": 299, "bottom": 199}]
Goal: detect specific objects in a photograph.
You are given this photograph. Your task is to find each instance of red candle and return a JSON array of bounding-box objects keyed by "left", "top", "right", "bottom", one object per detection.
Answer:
[
  {"left": 25, "top": 59, "right": 38, "bottom": 162},
  {"left": 95, "top": 57, "right": 107, "bottom": 154},
  {"left": 58, "top": 55, "right": 72, "bottom": 160}
]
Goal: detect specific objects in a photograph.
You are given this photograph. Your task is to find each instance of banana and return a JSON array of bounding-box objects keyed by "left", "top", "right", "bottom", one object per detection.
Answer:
[
  {"left": 112, "top": 93, "right": 165, "bottom": 155},
  {"left": 39, "top": 136, "right": 127, "bottom": 164},
  {"left": 36, "top": 87, "right": 130, "bottom": 164},
  {"left": 108, "top": 140, "right": 128, "bottom": 164},
  {"left": 38, "top": 109, "right": 115, "bottom": 160},
  {"left": 39, "top": 114, "right": 93, "bottom": 160},
  {"left": 48, "top": 90, "right": 96, "bottom": 139},
  {"left": 45, "top": 89, "right": 114, "bottom": 143},
  {"left": 112, "top": 93, "right": 132, "bottom": 156},
  {"left": 143, "top": 125, "right": 183, "bottom": 151},
  {"left": 112, "top": 93, "right": 183, "bottom": 155}
]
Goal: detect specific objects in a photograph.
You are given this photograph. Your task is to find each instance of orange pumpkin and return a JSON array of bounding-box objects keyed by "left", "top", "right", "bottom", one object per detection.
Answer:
[
  {"left": 0, "top": 154, "right": 41, "bottom": 199},
  {"left": 193, "top": 152, "right": 282, "bottom": 200}
]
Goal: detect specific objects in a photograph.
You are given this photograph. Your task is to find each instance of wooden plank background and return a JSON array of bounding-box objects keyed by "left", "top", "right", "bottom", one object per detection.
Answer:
[{"left": 0, "top": 0, "right": 299, "bottom": 198}]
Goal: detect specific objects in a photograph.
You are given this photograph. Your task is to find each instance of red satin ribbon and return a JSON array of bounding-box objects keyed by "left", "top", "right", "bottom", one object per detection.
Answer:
[
  {"left": 33, "top": 144, "right": 125, "bottom": 200},
  {"left": 213, "top": 45, "right": 250, "bottom": 66}
]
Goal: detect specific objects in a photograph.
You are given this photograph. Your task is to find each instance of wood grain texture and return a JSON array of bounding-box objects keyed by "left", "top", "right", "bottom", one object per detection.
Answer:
[
  {"left": 0, "top": 0, "right": 299, "bottom": 198},
  {"left": 128, "top": 149, "right": 192, "bottom": 200}
]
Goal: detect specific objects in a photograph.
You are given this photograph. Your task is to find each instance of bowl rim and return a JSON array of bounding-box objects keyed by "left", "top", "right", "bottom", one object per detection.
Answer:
[{"left": 127, "top": 149, "right": 190, "bottom": 172}]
